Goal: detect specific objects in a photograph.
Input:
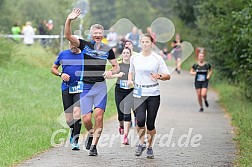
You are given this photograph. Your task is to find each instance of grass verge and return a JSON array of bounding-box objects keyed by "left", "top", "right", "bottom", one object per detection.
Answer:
[
  {"left": 182, "top": 53, "right": 252, "bottom": 166},
  {"left": 0, "top": 40, "right": 117, "bottom": 167},
  {"left": 210, "top": 79, "right": 252, "bottom": 166}
]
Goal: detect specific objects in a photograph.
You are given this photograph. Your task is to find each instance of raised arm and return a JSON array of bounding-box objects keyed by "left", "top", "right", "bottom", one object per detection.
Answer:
[{"left": 65, "top": 8, "right": 81, "bottom": 47}]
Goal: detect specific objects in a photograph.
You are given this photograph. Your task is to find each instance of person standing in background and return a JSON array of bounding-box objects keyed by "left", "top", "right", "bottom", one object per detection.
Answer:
[
  {"left": 11, "top": 22, "right": 21, "bottom": 43},
  {"left": 125, "top": 27, "right": 140, "bottom": 52},
  {"left": 22, "top": 21, "right": 35, "bottom": 46},
  {"left": 106, "top": 27, "right": 119, "bottom": 54}
]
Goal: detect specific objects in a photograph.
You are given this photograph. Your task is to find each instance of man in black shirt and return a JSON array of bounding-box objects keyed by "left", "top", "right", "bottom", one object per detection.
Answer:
[{"left": 64, "top": 8, "right": 120, "bottom": 156}]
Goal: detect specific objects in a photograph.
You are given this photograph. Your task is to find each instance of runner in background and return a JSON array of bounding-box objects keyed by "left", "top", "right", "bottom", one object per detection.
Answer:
[
  {"left": 51, "top": 35, "right": 83, "bottom": 150},
  {"left": 190, "top": 48, "right": 213, "bottom": 112},
  {"left": 106, "top": 47, "right": 133, "bottom": 145},
  {"left": 171, "top": 33, "right": 183, "bottom": 74}
]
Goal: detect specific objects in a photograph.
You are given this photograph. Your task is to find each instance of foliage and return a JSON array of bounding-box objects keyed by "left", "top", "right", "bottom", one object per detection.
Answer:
[{"left": 194, "top": 0, "right": 252, "bottom": 99}]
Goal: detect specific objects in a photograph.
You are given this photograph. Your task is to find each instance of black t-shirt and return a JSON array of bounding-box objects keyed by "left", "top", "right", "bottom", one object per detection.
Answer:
[
  {"left": 116, "top": 62, "right": 130, "bottom": 84},
  {"left": 79, "top": 39, "right": 115, "bottom": 83},
  {"left": 192, "top": 63, "right": 211, "bottom": 82}
]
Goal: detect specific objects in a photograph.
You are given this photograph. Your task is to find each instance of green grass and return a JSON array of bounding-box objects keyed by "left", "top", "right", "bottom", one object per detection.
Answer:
[
  {"left": 181, "top": 53, "right": 252, "bottom": 166},
  {"left": 0, "top": 41, "right": 117, "bottom": 166},
  {"left": 210, "top": 80, "right": 252, "bottom": 166}
]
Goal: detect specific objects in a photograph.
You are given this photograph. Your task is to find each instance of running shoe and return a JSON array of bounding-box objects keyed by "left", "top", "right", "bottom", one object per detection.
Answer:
[
  {"left": 146, "top": 147, "right": 154, "bottom": 159},
  {"left": 89, "top": 145, "right": 98, "bottom": 156},
  {"left": 134, "top": 144, "right": 146, "bottom": 156},
  {"left": 71, "top": 143, "right": 80, "bottom": 151},
  {"left": 204, "top": 100, "right": 209, "bottom": 107},
  {"left": 123, "top": 135, "right": 129, "bottom": 145},
  {"left": 199, "top": 108, "right": 204, "bottom": 112},
  {"left": 85, "top": 133, "right": 93, "bottom": 150}
]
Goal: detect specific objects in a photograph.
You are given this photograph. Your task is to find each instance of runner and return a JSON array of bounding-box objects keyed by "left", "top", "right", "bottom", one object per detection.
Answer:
[
  {"left": 124, "top": 40, "right": 138, "bottom": 55},
  {"left": 107, "top": 47, "right": 133, "bottom": 145},
  {"left": 64, "top": 8, "right": 120, "bottom": 156},
  {"left": 190, "top": 50, "right": 213, "bottom": 112},
  {"left": 124, "top": 40, "right": 138, "bottom": 127},
  {"left": 51, "top": 36, "right": 83, "bottom": 150},
  {"left": 128, "top": 33, "right": 171, "bottom": 159},
  {"left": 171, "top": 33, "right": 183, "bottom": 74}
]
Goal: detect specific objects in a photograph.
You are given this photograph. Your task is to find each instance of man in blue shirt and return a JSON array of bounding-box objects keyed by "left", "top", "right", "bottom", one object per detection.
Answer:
[
  {"left": 64, "top": 8, "right": 120, "bottom": 156},
  {"left": 51, "top": 36, "right": 83, "bottom": 150}
]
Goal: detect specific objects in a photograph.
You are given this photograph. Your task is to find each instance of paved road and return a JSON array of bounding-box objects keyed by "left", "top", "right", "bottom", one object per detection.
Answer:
[{"left": 17, "top": 71, "right": 236, "bottom": 167}]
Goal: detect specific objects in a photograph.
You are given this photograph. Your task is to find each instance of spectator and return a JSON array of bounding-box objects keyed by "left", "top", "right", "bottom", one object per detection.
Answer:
[
  {"left": 11, "top": 22, "right": 21, "bottom": 42},
  {"left": 22, "top": 21, "right": 35, "bottom": 46}
]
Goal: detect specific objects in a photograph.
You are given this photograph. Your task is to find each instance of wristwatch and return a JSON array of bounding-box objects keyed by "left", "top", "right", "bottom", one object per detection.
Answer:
[{"left": 58, "top": 72, "right": 62, "bottom": 77}]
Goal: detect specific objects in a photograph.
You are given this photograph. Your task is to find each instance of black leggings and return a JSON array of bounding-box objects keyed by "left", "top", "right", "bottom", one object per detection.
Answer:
[
  {"left": 115, "top": 85, "right": 134, "bottom": 122},
  {"left": 62, "top": 90, "right": 80, "bottom": 113},
  {"left": 134, "top": 95, "right": 160, "bottom": 131}
]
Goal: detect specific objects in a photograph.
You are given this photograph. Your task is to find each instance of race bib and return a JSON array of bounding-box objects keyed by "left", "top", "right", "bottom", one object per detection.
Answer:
[
  {"left": 69, "top": 81, "right": 84, "bottom": 94},
  {"left": 120, "top": 80, "right": 129, "bottom": 89},
  {"left": 133, "top": 86, "right": 142, "bottom": 98},
  {"left": 197, "top": 74, "right": 206, "bottom": 81}
]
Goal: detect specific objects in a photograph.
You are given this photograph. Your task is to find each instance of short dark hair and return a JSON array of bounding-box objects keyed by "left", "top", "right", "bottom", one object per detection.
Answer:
[
  {"left": 140, "top": 33, "right": 154, "bottom": 43},
  {"left": 123, "top": 47, "right": 132, "bottom": 55},
  {"left": 124, "top": 40, "right": 133, "bottom": 45}
]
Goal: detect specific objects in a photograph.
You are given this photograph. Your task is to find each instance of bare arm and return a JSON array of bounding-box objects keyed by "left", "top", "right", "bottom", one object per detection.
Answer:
[
  {"left": 106, "top": 72, "right": 125, "bottom": 79},
  {"left": 150, "top": 73, "right": 171, "bottom": 81},
  {"left": 51, "top": 64, "right": 61, "bottom": 76},
  {"left": 190, "top": 68, "right": 197, "bottom": 75},
  {"left": 51, "top": 64, "right": 70, "bottom": 82},
  {"left": 103, "top": 59, "right": 120, "bottom": 79},
  {"left": 207, "top": 68, "right": 213, "bottom": 80},
  {"left": 109, "top": 58, "right": 120, "bottom": 74},
  {"left": 159, "top": 74, "right": 171, "bottom": 80},
  {"left": 64, "top": 8, "right": 81, "bottom": 47},
  {"left": 127, "top": 72, "right": 134, "bottom": 87},
  {"left": 171, "top": 42, "right": 176, "bottom": 48}
]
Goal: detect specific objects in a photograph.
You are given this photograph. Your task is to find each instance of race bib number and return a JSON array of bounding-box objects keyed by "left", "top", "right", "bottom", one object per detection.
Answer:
[
  {"left": 197, "top": 74, "right": 206, "bottom": 81},
  {"left": 69, "top": 81, "right": 83, "bottom": 94},
  {"left": 133, "top": 86, "right": 142, "bottom": 98},
  {"left": 120, "top": 80, "right": 129, "bottom": 89}
]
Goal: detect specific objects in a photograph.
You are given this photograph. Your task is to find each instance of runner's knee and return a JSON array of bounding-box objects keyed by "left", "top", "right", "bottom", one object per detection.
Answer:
[
  {"left": 147, "top": 123, "right": 155, "bottom": 131},
  {"left": 124, "top": 114, "right": 131, "bottom": 122},
  {"left": 82, "top": 115, "right": 92, "bottom": 124},
  {"left": 137, "top": 118, "right": 145, "bottom": 127}
]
